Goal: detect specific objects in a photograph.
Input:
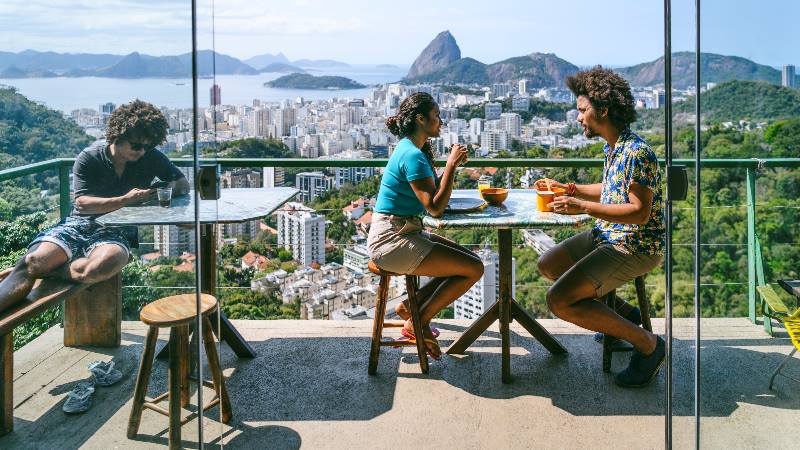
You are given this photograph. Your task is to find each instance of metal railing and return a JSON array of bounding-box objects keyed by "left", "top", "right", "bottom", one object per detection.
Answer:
[{"left": 2, "top": 156, "right": 800, "bottom": 324}]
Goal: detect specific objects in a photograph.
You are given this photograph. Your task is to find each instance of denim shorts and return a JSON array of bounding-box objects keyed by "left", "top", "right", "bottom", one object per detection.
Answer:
[{"left": 29, "top": 216, "right": 131, "bottom": 262}]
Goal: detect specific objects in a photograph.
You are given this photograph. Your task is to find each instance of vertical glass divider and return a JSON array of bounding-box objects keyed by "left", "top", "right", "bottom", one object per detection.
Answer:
[
  {"left": 694, "top": 0, "right": 702, "bottom": 447},
  {"left": 58, "top": 163, "right": 71, "bottom": 221},
  {"left": 190, "top": 0, "right": 205, "bottom": 445},
  {"left": 663, "top": 0, "right": 674, "bottom": 448}
]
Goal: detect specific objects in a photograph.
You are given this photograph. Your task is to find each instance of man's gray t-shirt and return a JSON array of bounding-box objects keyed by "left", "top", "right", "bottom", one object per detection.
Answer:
[{"left": 72, "top": 140, "right": 185, "bottom": 217}]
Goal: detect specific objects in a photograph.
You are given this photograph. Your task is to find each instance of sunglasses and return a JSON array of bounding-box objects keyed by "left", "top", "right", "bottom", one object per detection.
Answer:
[{"left": 129, "top": 141, "right": 154, "bottom": 152}]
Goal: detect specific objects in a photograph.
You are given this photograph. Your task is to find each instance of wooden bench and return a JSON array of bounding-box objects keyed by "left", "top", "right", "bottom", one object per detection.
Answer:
[{"left": 0, "top": 274, "right": 122, "bottom": 436}]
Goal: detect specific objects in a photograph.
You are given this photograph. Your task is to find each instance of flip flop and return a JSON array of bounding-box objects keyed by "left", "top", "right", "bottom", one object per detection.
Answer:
[
  {"left": 395, "top": 304, "right": 440, "bottom": 338},
  {"left": 62, "top": 379, "right": 96, "bottom": 414},
  {"left": 400, "top": 328, "right": 442, "bottom": 361},
  {"left": 88, "top": 360, "right": 123, "bottom": 387}
]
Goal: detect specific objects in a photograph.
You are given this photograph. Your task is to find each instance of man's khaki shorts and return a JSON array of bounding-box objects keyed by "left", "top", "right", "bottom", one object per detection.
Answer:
[
  {"left": 558, "top": 230, "right": 662, "bottom": 298},
  {"left": 367, "top": 212, "right": 435, "bottom": 274}
]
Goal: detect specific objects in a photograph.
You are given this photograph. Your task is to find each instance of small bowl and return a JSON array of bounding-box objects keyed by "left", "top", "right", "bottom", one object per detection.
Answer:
[{"left": 480, "top": 187, "right": 508, "bottom": 206}]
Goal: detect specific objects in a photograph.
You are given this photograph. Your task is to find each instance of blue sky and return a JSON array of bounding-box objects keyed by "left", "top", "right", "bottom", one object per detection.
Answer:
[{"left": 1, "top": 0, "right": 797, "bottom": 67}]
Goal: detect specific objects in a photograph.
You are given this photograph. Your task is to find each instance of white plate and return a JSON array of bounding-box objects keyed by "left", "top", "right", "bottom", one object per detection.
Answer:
[{"left": 445, "top": 197, "right": 486, "bottom": 213}]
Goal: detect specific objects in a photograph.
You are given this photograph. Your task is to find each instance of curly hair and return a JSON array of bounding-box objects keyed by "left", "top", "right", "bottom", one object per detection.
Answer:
[
  {"left": 105, "top": 99, "right": 168, "bottom": 147},
  {"left": 566, "top": 66, "right": 637, "bottom": 130},
  {"left": 385, "top": 92, "right": 438, "bottom": 170}
]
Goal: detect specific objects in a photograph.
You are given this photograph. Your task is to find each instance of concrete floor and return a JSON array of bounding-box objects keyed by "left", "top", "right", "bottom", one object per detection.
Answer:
[{"left": 2, "top": 318, "right": 798, "bottom": 449}]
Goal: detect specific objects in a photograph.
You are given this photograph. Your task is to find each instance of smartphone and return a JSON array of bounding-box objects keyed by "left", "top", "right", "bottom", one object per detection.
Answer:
[{"left": 150, "top": 178, "right": 170, "bottom": 189}]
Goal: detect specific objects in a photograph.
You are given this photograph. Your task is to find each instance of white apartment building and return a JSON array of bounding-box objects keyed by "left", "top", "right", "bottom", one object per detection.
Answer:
[
  {"left": 454, "top": 247, "right": 516, "bottom": 320},
  {"left": 519, "top": 79, "right": 528, "bottom": 96},
  {"left": 500, "top": 113, "right": 522, "bottom": 137},
  {"left": 277, "top": 202, "right": 326, "bottom": 266},
  {"left": 480, "top": 130, "right": 509, "bottom": 152},
  {"left": 263, "top": 166, "right": 285, "bottom": 188},
  {"left": 343, "top": 244, "right": 370, "bottom": 273},
  {"left": 154, "top": 225, "right": 196, "bottom": 257},
  {"left": 295, "top": 171, "right": 334, "bottom": 203},
  {"left": 334, "top": 166, "right": 375, "bottom": 188},
  {"left": 484, "top": 102, "right": 503, "bottom": 120},
  {"left": 469, "top": 118, "right": 485, "bottom": 144},
  {"left": 512, "top": 96, "right": 530, "bottom": 112}
]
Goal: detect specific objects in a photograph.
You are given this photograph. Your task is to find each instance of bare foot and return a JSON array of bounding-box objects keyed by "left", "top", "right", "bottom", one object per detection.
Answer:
[{"left": 395, "top": 300, "right": 410, "bottom": 320}]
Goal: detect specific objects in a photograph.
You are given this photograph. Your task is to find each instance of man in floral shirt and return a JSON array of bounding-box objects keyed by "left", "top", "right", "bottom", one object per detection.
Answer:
[{"left": 537, "top": 67, "right": 666, "bottom": 387}]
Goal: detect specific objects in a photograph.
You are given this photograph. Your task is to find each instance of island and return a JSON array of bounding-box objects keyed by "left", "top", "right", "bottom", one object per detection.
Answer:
[
  {"left": 258, "top": 63, "right": 306, "bottom": 74},
  {"left": 264, "top": 73, "right": 366, "bottom": 89}
]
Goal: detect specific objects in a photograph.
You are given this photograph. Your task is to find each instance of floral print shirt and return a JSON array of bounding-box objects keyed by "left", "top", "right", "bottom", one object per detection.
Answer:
[{"left": 591, "top": 129, "right": 665, "bottom": 255}]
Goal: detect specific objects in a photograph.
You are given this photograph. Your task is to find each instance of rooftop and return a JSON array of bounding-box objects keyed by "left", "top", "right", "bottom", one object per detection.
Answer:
[{"left": 2, "top": 318, "right": 797, "bottom": 449}]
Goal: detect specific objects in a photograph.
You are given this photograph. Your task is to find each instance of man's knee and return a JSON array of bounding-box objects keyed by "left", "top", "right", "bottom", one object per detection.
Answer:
[
  {"left": 468, "top": 258, "right": 484, "bottom": 280},
  {"left": 546, "top": 285, "right": 574, "bottom": 318},
  {"left": 21, "top": 253, "right": 53, "bottom": 278},
  {"left": 537, "top": 257, "right": 556, "bottom": 280}
]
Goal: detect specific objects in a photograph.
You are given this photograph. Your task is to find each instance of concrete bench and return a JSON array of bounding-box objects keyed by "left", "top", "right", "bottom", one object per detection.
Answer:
[{"left": 0, "top": 274, "right": 121, "bottom": 435}]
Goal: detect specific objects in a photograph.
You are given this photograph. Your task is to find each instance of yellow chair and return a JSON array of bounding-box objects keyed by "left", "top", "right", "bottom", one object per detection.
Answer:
[{"left": 756, "top": 285, "right": 800, "bottom": 389}]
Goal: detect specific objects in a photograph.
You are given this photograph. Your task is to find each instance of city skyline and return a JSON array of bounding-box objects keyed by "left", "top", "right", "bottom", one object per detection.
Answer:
[{"left": 1, "top": 0, "right": 798, "bottom": 68}]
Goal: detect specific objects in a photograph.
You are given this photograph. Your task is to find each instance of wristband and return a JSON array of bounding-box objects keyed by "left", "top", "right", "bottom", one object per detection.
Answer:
[{"left": 567, "top": 182, "right": 576, "bottom": 196}]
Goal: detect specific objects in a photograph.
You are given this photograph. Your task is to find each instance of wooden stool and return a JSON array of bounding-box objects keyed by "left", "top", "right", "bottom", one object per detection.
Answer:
[
  {"left": 368, "top": 261, "right": 430, "bottom": 374},
  {"left": 127, "top": 294, "right": 232, "bottom": 449},
  {"left": 602, "top": 275, "right": 652, "bottom": 372}
]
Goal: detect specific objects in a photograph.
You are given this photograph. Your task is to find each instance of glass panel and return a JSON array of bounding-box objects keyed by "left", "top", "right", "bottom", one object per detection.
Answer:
[
  {"left": 0, "top": 0, "right": 200, "bottom": 447},
  {"left": 699, "top": 1, "right": 800, "bottom": 448}
]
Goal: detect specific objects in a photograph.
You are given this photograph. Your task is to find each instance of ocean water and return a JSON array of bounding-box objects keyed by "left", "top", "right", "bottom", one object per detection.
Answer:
[{"left": 0, "top": 65, "right": 409, "bottom": 113}]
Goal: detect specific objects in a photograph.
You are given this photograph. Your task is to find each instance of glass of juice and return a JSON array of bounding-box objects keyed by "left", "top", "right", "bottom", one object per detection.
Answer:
[{"left": 478, "top": 175, "right": 491, "bottom": 192}]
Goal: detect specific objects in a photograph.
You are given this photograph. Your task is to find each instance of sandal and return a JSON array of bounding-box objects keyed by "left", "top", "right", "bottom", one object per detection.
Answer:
[
  {"left": 88, "top": 360, "right": 123, "bottom": 387},
  {"left": 400, "top": 328, "right": 442, "bottom": 361},
  {"left": 62, "top": 379, "right": 95, "bottom": 414},
  {"left": 394, "top": 303, "right": 440, "bottom": 338}
]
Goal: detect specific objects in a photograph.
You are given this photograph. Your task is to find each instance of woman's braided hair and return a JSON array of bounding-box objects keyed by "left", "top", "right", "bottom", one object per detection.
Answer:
[{"left": 385, "top": 92, "right": 437, "bottom": 171}]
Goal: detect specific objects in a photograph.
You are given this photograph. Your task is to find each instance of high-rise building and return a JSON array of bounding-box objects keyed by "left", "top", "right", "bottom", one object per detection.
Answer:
[
  {"left": 275, "top": 107, "right": 296, "bottom": 136},
  {"left": 453, "top": 247, "right": 515, "bottom": 320},
  {"left": 518, "top": 79, "right": 528, "bottom": 96},
  {"left": 480, "top": 131, "right": 509, "bottom": 151},
  {"left": 652, "top": 89, "right": 666, "bottom": 109},
  {"left": 277, "top": 202, "right": 326, "bottom": 266},
  {"left": 263, "top": 167, "right": 285, "bottom": 188},
  {"left": 500, "top": 113, "right": 522, "bottom": 137},
  {"left": 782, "top": 65, "right": 796, "bottom": 88},
  {"left": 334, "top": 167, "right": 375, "bottom": 188},
  {"left": 469, "top": 118, "right": 485, "bottom": 144},
  {"left": 491, "top": 83, "right": 511, "bottom": 99},
  {"left": 512, "top": 97, "right": 530, "bottom": 112},
  {"left": 254, "top": 108, "right": 272, "bottom": 137},
  {"left": 154, "top": 224, "right": 196, "bottom": 257},
  {"left": 295, "top": 171, "right": 334, "bottom": 203},
  {"left": 210, "top": 84, "right": 221, "bottom": 107},
  {"left": 484, "top": 102, "right": 502, "bottom": 120},
  {"left": 99, "top": 102, "right": 116, "bottom": 114}
]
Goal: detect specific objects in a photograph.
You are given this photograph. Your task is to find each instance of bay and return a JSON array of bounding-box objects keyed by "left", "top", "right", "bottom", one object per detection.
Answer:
[{"left": 0, "top": 64, "right": 408, "bottom": 113}]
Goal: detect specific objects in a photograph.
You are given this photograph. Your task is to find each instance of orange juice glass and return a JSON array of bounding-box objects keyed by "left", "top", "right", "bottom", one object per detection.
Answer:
[{"left": 537, "top": 191, "right": 554, "bottom": 212}]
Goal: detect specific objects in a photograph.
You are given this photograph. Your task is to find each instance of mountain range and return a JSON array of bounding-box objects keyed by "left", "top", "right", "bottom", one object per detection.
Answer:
[
  {"left": 0, "top": 50, "right": 351, "bottom": 79},
  {"left": 404, "top": 31, "right": 799, "bottom": 89},
  {"left": 1, "top": 43, "right": 797, "bottom": 88}
]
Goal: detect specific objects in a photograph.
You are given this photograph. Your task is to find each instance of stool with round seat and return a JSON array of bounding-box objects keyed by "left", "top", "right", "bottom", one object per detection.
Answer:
[
  {"left": 368, "top": 260, "right": 430, "bottom": 374},
  {"left": 127, "top": 294, "right": 232, "bottom": 449},
  {"left": 601, "top": 275, "right": 652, "bottom": 372}
]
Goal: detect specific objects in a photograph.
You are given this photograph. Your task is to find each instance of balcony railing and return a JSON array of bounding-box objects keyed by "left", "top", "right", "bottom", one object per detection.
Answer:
[{"left": 2, "top": 157, "right": 800, "bottom": 326}]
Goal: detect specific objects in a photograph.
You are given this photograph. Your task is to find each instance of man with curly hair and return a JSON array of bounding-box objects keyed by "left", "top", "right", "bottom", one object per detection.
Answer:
[
  {"left": 536, "top": 67, "right": 666, "bottom": 387},
  {"left": 0, "top": 100, "right": 189, "bottom": 313}
]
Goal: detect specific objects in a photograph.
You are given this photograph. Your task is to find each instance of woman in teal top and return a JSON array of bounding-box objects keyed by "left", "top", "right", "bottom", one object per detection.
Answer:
[{"left": 368, "top": 92, "right": 484, "bottom": 360}]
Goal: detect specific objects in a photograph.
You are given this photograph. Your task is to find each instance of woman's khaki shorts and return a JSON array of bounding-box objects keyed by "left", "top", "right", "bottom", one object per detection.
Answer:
[
  {"left": 367, "top": 212, "right": 435, "bottom": 274},
  {"left": 559, "top": 230, "right": 663, "bottom": 298}
]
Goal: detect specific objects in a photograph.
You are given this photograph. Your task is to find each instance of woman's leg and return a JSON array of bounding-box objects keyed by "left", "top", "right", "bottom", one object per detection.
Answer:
[{"left": 395, "top": 233, "right": 481, "bottom": 318}]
